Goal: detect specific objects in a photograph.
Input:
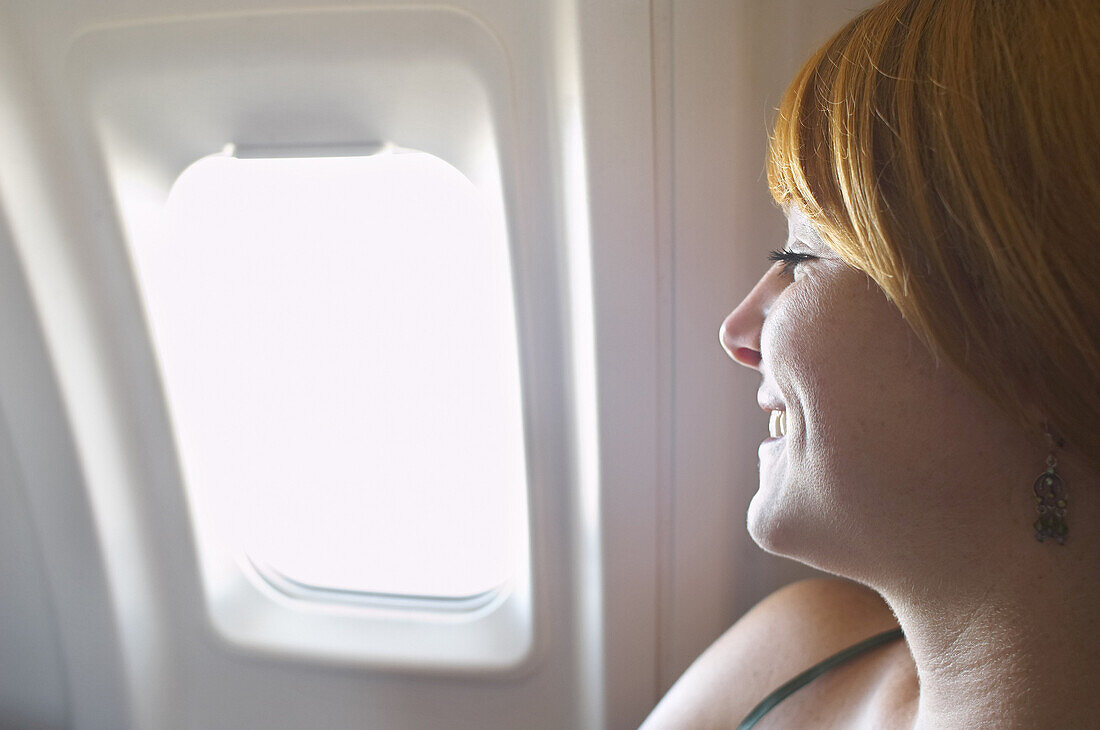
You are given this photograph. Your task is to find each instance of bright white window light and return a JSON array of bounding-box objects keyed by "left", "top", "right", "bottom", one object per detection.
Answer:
[{"left": 140, "top": 148, "right": 527, "bottom": 601}]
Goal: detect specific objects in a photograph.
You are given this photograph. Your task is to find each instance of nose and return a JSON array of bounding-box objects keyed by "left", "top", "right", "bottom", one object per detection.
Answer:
[{"left": 719, "top": 267, "right": 783, "bottom": 370}]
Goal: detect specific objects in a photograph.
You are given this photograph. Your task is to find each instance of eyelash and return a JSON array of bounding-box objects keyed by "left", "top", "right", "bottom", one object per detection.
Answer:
[{"left": 767, "top": 248, "right": 815, "bottom": 277}]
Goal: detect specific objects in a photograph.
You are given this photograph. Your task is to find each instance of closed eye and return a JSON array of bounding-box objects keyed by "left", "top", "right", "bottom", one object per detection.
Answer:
[{"left": 767, "top": 248, "right": 815, "bottom": 277}]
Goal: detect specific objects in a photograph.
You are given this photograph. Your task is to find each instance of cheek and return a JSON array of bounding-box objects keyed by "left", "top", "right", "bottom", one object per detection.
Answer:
[
  {"left": 766, "top": 274, "right": 936, "bottom": 486},
  {"left": 802, "top": 326, "right": 954, "bottom": 503},
  {"left": 764, "top": 279, "right": 873, "bottom": 438}
]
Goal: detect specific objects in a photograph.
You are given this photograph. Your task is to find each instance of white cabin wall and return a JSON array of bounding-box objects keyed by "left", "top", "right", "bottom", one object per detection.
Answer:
[
  {"left": 571, "top": 3, "right": 662, "bottom": 727},
  {"left": 0, "top": 8, "right": 137, "bottom": 728},
  {"left": 0, "top": 221, "right": 70, "bottom": 730}
]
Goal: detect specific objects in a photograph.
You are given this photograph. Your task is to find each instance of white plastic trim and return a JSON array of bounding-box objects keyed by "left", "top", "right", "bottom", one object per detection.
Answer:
[{"left": 67, "top": 5, "right": 535, "bottom": 674}]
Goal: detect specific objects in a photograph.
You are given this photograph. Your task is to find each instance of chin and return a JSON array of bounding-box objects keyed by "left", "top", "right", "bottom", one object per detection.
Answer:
[
  {"left": 745, "top": 486, "right": 802, "bottom": 557},
  {"left": 745, "top": 485, "right": 852, "bottom": 572}
]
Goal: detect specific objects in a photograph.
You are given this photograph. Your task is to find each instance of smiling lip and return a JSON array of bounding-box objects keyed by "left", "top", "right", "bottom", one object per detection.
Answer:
[{"left": 757, "top": 388, "right": 785, "bottom": 415}]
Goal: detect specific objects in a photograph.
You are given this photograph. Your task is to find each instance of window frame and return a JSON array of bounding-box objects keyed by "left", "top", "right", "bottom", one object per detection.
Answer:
[{"left": 70, "top": 6, "right": 540, "bottom": 673}]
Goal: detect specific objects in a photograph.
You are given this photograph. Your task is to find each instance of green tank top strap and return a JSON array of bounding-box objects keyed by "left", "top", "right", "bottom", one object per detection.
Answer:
[{"left": 737, "top": 627, "right": 905, "bottom": 729}]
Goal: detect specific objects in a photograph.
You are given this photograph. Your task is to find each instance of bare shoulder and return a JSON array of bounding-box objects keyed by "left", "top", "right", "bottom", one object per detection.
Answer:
[{"left": 641, "top": 577, "right": 901, "bottom": 729}]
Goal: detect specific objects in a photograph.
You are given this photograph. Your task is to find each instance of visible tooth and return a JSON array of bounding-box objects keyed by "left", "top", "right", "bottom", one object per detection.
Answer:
[
  {"left": 779, "top": 411, "right": 786, "bottom": 436},
  {"left": 769, "top": 410, "right": 782, "bottom": 438}
]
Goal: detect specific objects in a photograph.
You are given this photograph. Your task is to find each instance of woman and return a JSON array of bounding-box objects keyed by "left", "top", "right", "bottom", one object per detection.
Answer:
[{"left": 643, "top": 0, "right": 1100, "bottom": 727}]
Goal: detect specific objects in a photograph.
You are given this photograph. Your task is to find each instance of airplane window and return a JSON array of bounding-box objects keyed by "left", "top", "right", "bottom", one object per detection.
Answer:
[{"left": 139, "top": 148, "right": 528, "bottom": 603}]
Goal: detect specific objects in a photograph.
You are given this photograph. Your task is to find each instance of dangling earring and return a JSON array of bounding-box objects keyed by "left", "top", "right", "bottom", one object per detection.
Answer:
[{"left": 1033, "top": 424, "right": 1068, "bottom": 545}]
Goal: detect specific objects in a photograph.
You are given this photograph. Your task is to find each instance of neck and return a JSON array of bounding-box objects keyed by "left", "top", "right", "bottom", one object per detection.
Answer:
[{"left": 880, "top": 529, "right": 1100, "bottom": 728}]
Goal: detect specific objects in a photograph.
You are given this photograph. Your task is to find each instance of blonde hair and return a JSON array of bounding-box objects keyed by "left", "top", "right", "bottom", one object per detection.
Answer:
[{"left": 768, "top": 0, "right": 1100, "bottom": 471}]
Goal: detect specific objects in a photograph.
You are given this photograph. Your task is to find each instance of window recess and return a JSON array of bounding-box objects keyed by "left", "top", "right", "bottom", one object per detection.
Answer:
[
  {"left": 71, "top": 6, "right": 536, "bottom": 671},
  {"left": 145, "top": 147, "right": 528, "bottom": 608}
]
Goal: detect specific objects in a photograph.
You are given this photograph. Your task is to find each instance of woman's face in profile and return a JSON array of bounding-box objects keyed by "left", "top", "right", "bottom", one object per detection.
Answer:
[{"left": 719, "top": 208, "right": 1001, "bottom": 566}]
